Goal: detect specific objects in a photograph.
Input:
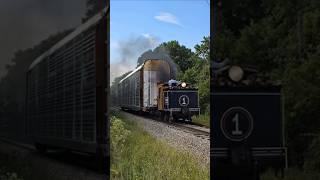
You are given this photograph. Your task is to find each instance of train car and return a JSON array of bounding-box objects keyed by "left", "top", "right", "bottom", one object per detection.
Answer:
[
  {"left": 118, "top": 59, "right": 172, "bottom": 111},
  {"left": 26, "top": 7, "right": 109, "bottom": 162},
  {"left": 118, "top": 59, "right": 200, "bottom": 122},
  {"left": 158, "top": 81, "right": 200, "bottom": 122}
]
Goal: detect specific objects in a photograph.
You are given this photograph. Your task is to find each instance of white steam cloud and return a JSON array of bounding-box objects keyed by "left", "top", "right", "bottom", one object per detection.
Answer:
[{"left": 110, "top": 33, "right": 160, "bottom": 84}]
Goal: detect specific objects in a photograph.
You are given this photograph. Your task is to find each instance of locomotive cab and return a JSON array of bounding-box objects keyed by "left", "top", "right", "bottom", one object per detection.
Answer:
[{"left": 158, "top": 80, "right": 200, "bottom": 122}]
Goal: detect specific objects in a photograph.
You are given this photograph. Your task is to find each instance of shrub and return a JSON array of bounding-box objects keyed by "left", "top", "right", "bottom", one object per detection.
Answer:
[{"left": 110, "top": 116, "right": 131, "bottom": 164}]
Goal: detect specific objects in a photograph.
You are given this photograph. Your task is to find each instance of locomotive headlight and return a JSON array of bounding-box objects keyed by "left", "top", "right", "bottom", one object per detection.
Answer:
[
  {"left": 228, "top": 66, "right": 244, "bottom": 82},
  {"left": 181, "top": 82, "right": 187, "bottom": 88}
]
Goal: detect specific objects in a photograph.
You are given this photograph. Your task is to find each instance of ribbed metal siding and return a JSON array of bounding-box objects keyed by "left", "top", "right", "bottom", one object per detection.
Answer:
[
  {"left": 28, "top": 27, "right": 97, "bottom": 143},
  {"left": 119, "top": 70, "right": 141, "bottom": 109}
]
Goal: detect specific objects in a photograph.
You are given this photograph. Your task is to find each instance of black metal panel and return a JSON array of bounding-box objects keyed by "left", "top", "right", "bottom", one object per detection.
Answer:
[
  {"left": 212, "top": 89, "right": 283, "bottom": 147},
  {"left": 211, "top": 87, "right": 287, "bottom": 176},
  {"left": 167, "top": 90, "right": 199, "bottom": 109}
]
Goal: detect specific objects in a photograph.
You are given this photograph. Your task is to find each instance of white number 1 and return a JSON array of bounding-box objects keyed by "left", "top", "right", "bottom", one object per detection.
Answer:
[
  {"left": 232, "top": 113, "right": 243, "bottom": 135},
  {"left": 182, "top": 97, "right": 186, "bottom": 104}
]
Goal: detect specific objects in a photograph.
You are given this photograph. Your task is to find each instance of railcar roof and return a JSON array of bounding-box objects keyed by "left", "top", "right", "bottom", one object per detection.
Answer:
[
  {"left": 119, "top": 63, "right": 144, "bottom": 84},
  {"left": 28, "top": 7, "right": 108, "bottom": 70},
  {"left": 118, "top": 59, "right": 166, "bottom": 84}
]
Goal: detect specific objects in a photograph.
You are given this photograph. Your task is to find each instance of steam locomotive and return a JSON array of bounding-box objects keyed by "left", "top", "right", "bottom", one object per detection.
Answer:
[{"left": 118, "top": 59, "right": 200, "bottom": 122}]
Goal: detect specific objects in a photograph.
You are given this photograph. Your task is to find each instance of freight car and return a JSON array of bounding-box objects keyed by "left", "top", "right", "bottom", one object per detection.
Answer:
[
  {"left": 26, "top": 7, "right": 109, "bottom": 164},
  {"left": 118, "top": 59, "right": 200, "bottom": 122}
]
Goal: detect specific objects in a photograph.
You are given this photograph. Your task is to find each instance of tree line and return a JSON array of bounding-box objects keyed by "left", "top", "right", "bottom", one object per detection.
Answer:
[{"left": 214, "top": 0, "right": 320, "bottom": 172}]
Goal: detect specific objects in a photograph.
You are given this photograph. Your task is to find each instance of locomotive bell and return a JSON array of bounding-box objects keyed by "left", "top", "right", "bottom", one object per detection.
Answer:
[{"left": 228, "top": 66, "right": 244, "bottom": 82}]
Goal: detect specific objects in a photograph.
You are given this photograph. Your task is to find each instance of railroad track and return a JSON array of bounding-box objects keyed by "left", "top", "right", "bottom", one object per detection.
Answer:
[
  {"left": 171, "top": 122, "right": 210, "bottom": 141},
  {"left": 114, "top": 108, "right": 210, "bottom": 141},
  {"left": 0, "top": 137, "right": 35, "bottom": 151}
]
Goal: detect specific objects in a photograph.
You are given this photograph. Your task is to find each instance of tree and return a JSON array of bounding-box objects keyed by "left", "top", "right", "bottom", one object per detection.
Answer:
[
  {"left": 136, "top": 41, "right": 194, "bottom": 73},
  {"left": 180, "top": 37, "right": 210, "bottom": 113},
  {"left": 213, "top": 0, "right": 320, "bottom": 169},
  {"left": 156, "top": 41, "right": 194, "bottom": 73}
]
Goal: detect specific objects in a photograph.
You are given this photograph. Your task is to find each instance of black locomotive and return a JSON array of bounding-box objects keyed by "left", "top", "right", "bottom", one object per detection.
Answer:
[
  {"left": 158, "top": 80, "right": 200, "bottom": 122},
  {"left": 211, "top": 59, "right": 287, "bottom": 179}
]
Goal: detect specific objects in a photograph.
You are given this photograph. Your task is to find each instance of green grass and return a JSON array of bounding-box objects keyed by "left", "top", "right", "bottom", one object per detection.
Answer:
[
  {"left": 261, "top": 168, "right": 320, "bottom": 180},
  {"left": 192, "top": 113, "right": 210, "bottom": 128},
  {"left": 0, "top": 170, "right": 23, "bottom": 180},
  {"left": 111, "top": 114, "right": 209, "bottom": 180},
  {"left": 0, "top": 153, "right": 26, "bottom": 180}
]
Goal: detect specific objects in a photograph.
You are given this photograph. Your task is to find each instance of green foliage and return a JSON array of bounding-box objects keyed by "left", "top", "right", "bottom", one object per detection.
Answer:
[
  {"left": 282, "top": 52, "right": 320, "bottom": 166},
  {"left": 110, "top": 116, "right": 131, "bottom": 164},
  {"left": 216, "top": 0, "right": 266, "bottom": 35},
  {"left": 0, "top": 170, "right": 23, "bottom": 180},
  {"left": 180, "top": 37, "right": 210, "bottom": 113},
  {"left": 192, "top": 113, "right": 210, "bottom": 128},
  {"left": 137, "top": 40, "right": 194, "bottom": 72},
  {"left": 304, "top": 134, "right": 320, "bottom": 172},
  {"left": 181, "top": 63, "right": 209, "bottom": 112},
  {"left": 111, "top": 114, "right": 209, "bottom": 180},
  {"left": 194, "top": 37, "right": 210, "bottom": 60},
  {"left": 0, "top": 152, "right": 30, "bottom": 180},
  {"left": 215, "top": 0, "right": 320, "bottom": 171},
  {"left": 157, "top": 41, "right": 194, "bottom": 72}
]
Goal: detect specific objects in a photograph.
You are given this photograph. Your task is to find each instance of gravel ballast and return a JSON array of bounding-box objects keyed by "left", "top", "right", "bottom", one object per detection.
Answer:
[{"left": 121, "top": 111, "right": 210, "bottom": 166}]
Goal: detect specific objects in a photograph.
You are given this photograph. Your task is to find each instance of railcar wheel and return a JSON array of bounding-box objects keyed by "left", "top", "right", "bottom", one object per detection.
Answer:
[{"left": 169, "top": 116, "right": 174, "bottom": 123}]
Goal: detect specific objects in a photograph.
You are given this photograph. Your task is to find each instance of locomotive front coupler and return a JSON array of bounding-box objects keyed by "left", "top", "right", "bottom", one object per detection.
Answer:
[
  {"left": 227, "top": 141, "right": 261, "bottom": 180},
  {"left": 181, "top": 107, "right": 192, "bottom": 121}
]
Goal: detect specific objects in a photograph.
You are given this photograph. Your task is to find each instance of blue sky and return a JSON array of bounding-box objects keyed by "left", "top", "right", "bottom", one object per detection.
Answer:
[{"left": 110, "top": 0, "right": 210, "bottom": 81}]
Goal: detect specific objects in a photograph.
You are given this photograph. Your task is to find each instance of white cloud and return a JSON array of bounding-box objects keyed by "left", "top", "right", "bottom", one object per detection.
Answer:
[
  {"left": 142, "top": 33, "right": 159, "bottom": 48},
  {"left": 154, "top": 12, "right": 181, "bottom": 26},
  {"left": 110, "top": 33, "right": 160, "bottom": 83},
  {"left": 142, "top": 33, "right": 151, "bottom": 38},
  {"left": 110, "top": 62, "right": 135, "bottom": 85}
]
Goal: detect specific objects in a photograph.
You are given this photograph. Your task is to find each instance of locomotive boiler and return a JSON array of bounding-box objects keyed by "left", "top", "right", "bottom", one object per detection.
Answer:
[{"left": 118, "top": 59, "right": 200, "bottom": 122}]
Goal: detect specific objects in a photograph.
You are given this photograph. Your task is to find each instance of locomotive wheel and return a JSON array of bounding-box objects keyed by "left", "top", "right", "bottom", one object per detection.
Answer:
[
  {"left": 160, "top": 112, "right": 165, "bottom": 121},
  {"left": 164, "top": 112, "right": 169, "bottom": 122},
  {"left": 169, "top": 115, "right": 174, "bottom": 123}
]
